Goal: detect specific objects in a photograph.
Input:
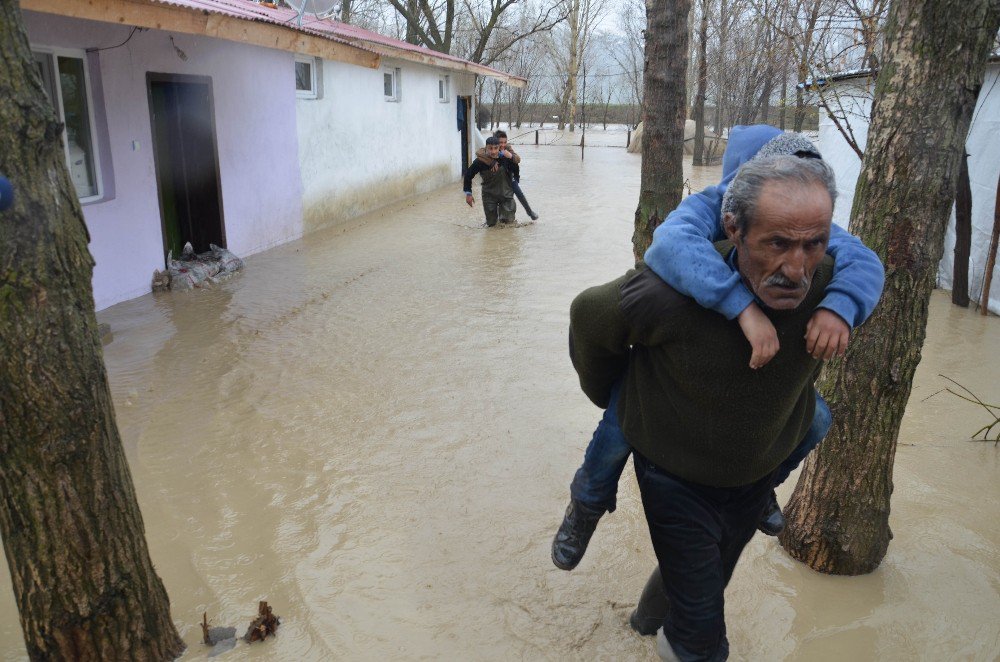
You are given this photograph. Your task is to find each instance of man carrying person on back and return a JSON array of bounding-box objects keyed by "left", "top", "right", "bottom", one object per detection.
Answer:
[
  {"left": 475, "top": 130, "right": 539, "bottom": 220},
  {"left": 464, "top": 136, "right": 518, "bottom": 227},
  {"left": 567, "top": 154, "right": 881, "bottom": 660},
  {"left": 551, "top": 128, "right": 885, "bottom": 576}
]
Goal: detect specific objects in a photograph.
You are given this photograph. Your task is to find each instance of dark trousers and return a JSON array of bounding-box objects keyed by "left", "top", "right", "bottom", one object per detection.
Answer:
[
  {"left": 482, "top": 193, "right": 515, "bottom": 226},
  {"left": 633, "top": 451, "right": 774, "bottom": 662}
]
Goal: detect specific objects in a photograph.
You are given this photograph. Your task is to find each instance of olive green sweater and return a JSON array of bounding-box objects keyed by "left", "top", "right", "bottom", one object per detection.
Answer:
[{"left": 568, "top": 242, "right": 833, "bottom": 487}]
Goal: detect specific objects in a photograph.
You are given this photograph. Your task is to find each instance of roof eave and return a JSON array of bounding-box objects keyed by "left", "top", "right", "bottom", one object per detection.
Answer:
[
  {"left": 22, "top": 0, "right": 381, "bottom": 69},
  {"left": 344, "top": 38, "right": 526, "bottom": 87}
]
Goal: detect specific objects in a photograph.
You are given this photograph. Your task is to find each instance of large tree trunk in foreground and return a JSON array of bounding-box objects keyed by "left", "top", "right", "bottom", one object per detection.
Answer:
[
  {"left": 633, "top": 0, "right": 691, "bottom": 262},
  {"left": 779, "top": 0, "right": 1000, "bottom": 575},
  {"left": 0, "top": 3, "right": 185, "bottom": 658}
]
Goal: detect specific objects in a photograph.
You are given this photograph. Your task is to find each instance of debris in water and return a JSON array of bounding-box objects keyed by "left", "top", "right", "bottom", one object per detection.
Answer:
[
  {"left": 200, "top": 612, "right": 238, "bottom": 657},
  {"left": 243, "top": 601, "right": 281, "bottom": 643},
  {"left": 201, "top": 612, "right": 212, "bottom": 645}
]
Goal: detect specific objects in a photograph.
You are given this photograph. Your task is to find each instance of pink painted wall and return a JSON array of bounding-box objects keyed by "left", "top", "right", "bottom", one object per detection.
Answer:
[{"left": 23, "top": 12, "right": 305, "bottom": 310}]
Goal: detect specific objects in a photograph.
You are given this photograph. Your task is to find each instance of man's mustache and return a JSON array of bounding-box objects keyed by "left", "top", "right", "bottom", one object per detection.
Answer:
[{"left": 765, "top": 273, "right": 809, "bottom": 290}]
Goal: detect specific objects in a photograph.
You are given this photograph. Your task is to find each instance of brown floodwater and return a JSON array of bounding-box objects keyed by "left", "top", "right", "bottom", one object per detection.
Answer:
[{"left": 1, "top": 144, "right": 998, "bottom": 660}]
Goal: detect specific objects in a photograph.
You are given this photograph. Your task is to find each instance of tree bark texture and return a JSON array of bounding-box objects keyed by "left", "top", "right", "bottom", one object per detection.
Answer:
[
  {"left": 952, "top": 152, "right": 972, "bottom": 307},
  {"left": 779, "top": 0, "right": 1000, "bottom": 575},
  {"left": 560, "top": 0, "right": 582, "bottom": 132},
  {"left": 633, "top": 0, "right": 691, "bottom": 263},
  {"left": 792, "top": 1, "right": 820, "bottom": 133},
  {"left": 712, "top": 0, "right": 728, "bottom": 136},
  {"left": 0, "top": 3, "right": 185, "bottom": 659},
  {"left": 692, "top": 0, "right": 709, "bottom": 166}
]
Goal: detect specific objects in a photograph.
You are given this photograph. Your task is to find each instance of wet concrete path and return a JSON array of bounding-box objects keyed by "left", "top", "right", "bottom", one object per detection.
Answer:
[{"left": 1, "top": 143, "right": 998, "bottom": 660}]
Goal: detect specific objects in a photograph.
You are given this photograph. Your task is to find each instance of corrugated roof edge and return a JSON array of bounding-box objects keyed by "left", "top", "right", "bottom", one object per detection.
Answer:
[
  {"left": 297, "top": 15, "right": 526, "bottom": 86},
  {"left": 156, "top": 0, "right": 524, "bottom": 85},
  {"left": 152, "top": 0, "right": 377, "bottom": 51}
]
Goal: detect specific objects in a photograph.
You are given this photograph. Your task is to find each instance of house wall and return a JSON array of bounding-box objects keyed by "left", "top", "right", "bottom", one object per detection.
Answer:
[
  {"left": 296, "top": 60, "right": 476, "bottom": 231},
  {"left": 23, "top": 12, "right": 304, "bottom": 311},
  {"left": 818, "top": 66, "right": 1000, "bottom": 314}
]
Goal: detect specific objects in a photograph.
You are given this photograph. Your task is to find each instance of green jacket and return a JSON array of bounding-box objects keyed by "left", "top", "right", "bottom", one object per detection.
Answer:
[
  {"left": 463, "top": 154, "right": 515, "bottom": 199},
  {"left": 568, "top": 241, "right": 834, "bottom": 487}
]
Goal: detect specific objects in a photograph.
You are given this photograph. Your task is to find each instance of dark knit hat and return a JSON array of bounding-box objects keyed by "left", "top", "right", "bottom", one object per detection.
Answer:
[{"left": 722, "top": 132, "right": 822, "bottom": 215}]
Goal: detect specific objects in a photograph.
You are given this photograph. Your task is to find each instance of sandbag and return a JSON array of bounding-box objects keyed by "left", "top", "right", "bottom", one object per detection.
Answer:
[{"left": 151, "top": 242, "right": 244, "bottom": 293}]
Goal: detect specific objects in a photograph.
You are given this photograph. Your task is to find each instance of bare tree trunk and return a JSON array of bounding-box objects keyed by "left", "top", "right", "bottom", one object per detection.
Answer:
[
  {"left": 692, "top": 0, "right": 709, "bottom": 166},
  {"left": 793, "top": 56, "right": 808, "bottom": 131},
  {"left": 758, "top": 75, "right": 773, "bottom": 124},
  {"left": 340, "top": 0, "right": 352, "bottom": 24},
  {"left": 793, "top": 0, "right": 822, "bottom": 132},
  {"left": 405, "top": 0, "right": 420, "bottom": 44},
  {"left": 779, "top": 54, "right": 788, "bottom": 130},
  {"left": 953, "top": 152, "right": 972, "bottom": 307},
  {"left": 713, "top": 0, "right": 728, "bottom": 135},
  {"left": 0, "top": 3, "right": 185, "bottom": 658},
  {"left": 564, "top": 0, "right": 581, "bottom": 132},
  {"left": 633, "top": 0, "right": 691, "bottom": 262},
  {"left": 779, "top": 0, "right": 1000, "bottom": 575}
]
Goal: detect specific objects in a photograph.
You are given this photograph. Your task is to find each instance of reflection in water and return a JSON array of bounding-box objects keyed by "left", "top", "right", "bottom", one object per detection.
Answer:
[{"left": 0, "top": 146, "right": 997, "bottom": 661}]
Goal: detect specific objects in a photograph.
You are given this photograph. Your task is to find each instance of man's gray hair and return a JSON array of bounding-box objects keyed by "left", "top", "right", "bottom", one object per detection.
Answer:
[{"left": 722, "top": 154, "right": 838, "bottom": 234}]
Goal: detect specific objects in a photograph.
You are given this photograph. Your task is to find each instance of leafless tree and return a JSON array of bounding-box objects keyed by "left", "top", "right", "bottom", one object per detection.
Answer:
[
  {"left": 549, "top": 0, "right": 607, "bottom": 130},
  {"left": 609, "top": 0, "right": 645, "bottom": 127},
  {"left": 384, "top": 0, "right": 567, "bottom": 65}
]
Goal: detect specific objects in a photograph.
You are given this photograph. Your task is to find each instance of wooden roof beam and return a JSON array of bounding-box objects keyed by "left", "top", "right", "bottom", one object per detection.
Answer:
[{"left": 21, "top": 0, "right": 381, "bottom": 69}]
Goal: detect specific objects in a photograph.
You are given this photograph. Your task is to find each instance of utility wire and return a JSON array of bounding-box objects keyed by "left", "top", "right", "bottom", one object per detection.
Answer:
[{"left": 86, "top": 26, "right": 142, "bottom": 53}]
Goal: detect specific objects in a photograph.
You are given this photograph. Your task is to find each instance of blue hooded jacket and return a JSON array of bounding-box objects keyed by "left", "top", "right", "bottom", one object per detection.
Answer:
[{"left": 643, "top": 125, "right": 884, "bottom": 327}]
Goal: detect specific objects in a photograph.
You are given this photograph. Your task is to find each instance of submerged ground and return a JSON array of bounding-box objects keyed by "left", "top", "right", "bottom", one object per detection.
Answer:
[{"left": 1, "top": 138, "right": 998, "bottom": 660}]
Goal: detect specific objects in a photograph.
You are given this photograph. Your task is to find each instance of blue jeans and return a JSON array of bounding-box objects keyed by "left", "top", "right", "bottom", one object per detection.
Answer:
[{"left": 569, "top": 384, "right": 832, "bottom": 513}]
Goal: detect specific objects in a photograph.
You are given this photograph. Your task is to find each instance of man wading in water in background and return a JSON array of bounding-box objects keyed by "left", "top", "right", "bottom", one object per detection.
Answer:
[
  {"left": 475, "top": 130, "right": 539, "bottom": 220},
  {"left": 464, "top": 136, "right": 518, "bottom": 227}
]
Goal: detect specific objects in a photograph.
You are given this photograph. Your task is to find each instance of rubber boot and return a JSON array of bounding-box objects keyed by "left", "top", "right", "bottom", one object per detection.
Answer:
[
  {"left": 757, "top": 489, "right": 785, "bottom": 536},
  {"left": 629, "top": 566, "right": 670, "bottom": 636},
  {"left": 551, "top": 499, "right": 604, "bottom": 570}
]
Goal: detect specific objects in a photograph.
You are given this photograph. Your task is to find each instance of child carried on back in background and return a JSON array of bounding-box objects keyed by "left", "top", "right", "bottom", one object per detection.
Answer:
[
  {"left": 475, "top": 130, "right": 539, "bottom": 220},
  {"left": 464, "top": 136, "right": 519, "bottom": 227},
  {"left": 550, "top": 126, "right": 886, "bottom": 582}
]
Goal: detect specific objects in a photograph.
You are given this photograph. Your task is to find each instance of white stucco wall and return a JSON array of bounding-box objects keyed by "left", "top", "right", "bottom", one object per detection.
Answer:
[
  {"left": 817, "top": 67, "right": 1000, "bottom": 314},
  {"left": 295, "top": 59, "right": 476, "bottom": 230},
  {"left": 24, "top": 12, "right": 305, "bottom": 311}
]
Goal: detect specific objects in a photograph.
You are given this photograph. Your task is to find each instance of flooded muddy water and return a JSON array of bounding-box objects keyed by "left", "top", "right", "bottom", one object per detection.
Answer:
[{"left": 1, "top": 145, "right": 998, "bottom": 660}]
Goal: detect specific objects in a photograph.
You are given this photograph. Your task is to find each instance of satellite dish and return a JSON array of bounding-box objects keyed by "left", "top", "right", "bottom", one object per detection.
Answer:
[{"left": 284, "top": 0, "right": 339, "bottom": 26}]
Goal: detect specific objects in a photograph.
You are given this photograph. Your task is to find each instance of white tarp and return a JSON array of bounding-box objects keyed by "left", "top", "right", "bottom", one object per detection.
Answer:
[{"left": 816, "top": 64, "right": 1000, "bottom": 315}]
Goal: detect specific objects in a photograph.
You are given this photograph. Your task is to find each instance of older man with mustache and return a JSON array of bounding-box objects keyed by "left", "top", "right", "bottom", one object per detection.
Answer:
[{"left": 567, "top": 154, "right": 868, "bottom": 661}]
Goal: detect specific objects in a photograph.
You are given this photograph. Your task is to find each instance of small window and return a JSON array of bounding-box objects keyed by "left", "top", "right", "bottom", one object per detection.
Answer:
[
  {"left": 383, "top": 67, "right": 400, "bottom": 101},
  {"left": 32, "top": 49, "right": 102, "bottom": 202},
  {"left": 295, "top": 55, "right": 319, "bottom": 99},
  {"left": 438, "top": 75, "right": 449, "bottom": 103}
]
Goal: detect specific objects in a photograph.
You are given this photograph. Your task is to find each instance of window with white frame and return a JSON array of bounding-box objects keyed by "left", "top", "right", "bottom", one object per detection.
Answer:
[
  {"left": 295, "top": 55, "right": 319, "bottom": 99},
  {"left": 438, "top": 75, "right": 449, "bottom": 102},
  {"left": 383, "top": 67, "right": 400, "bottom": 101},
  {"left": 32, "top": 48, "right": 102, "bottom": 201}
]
